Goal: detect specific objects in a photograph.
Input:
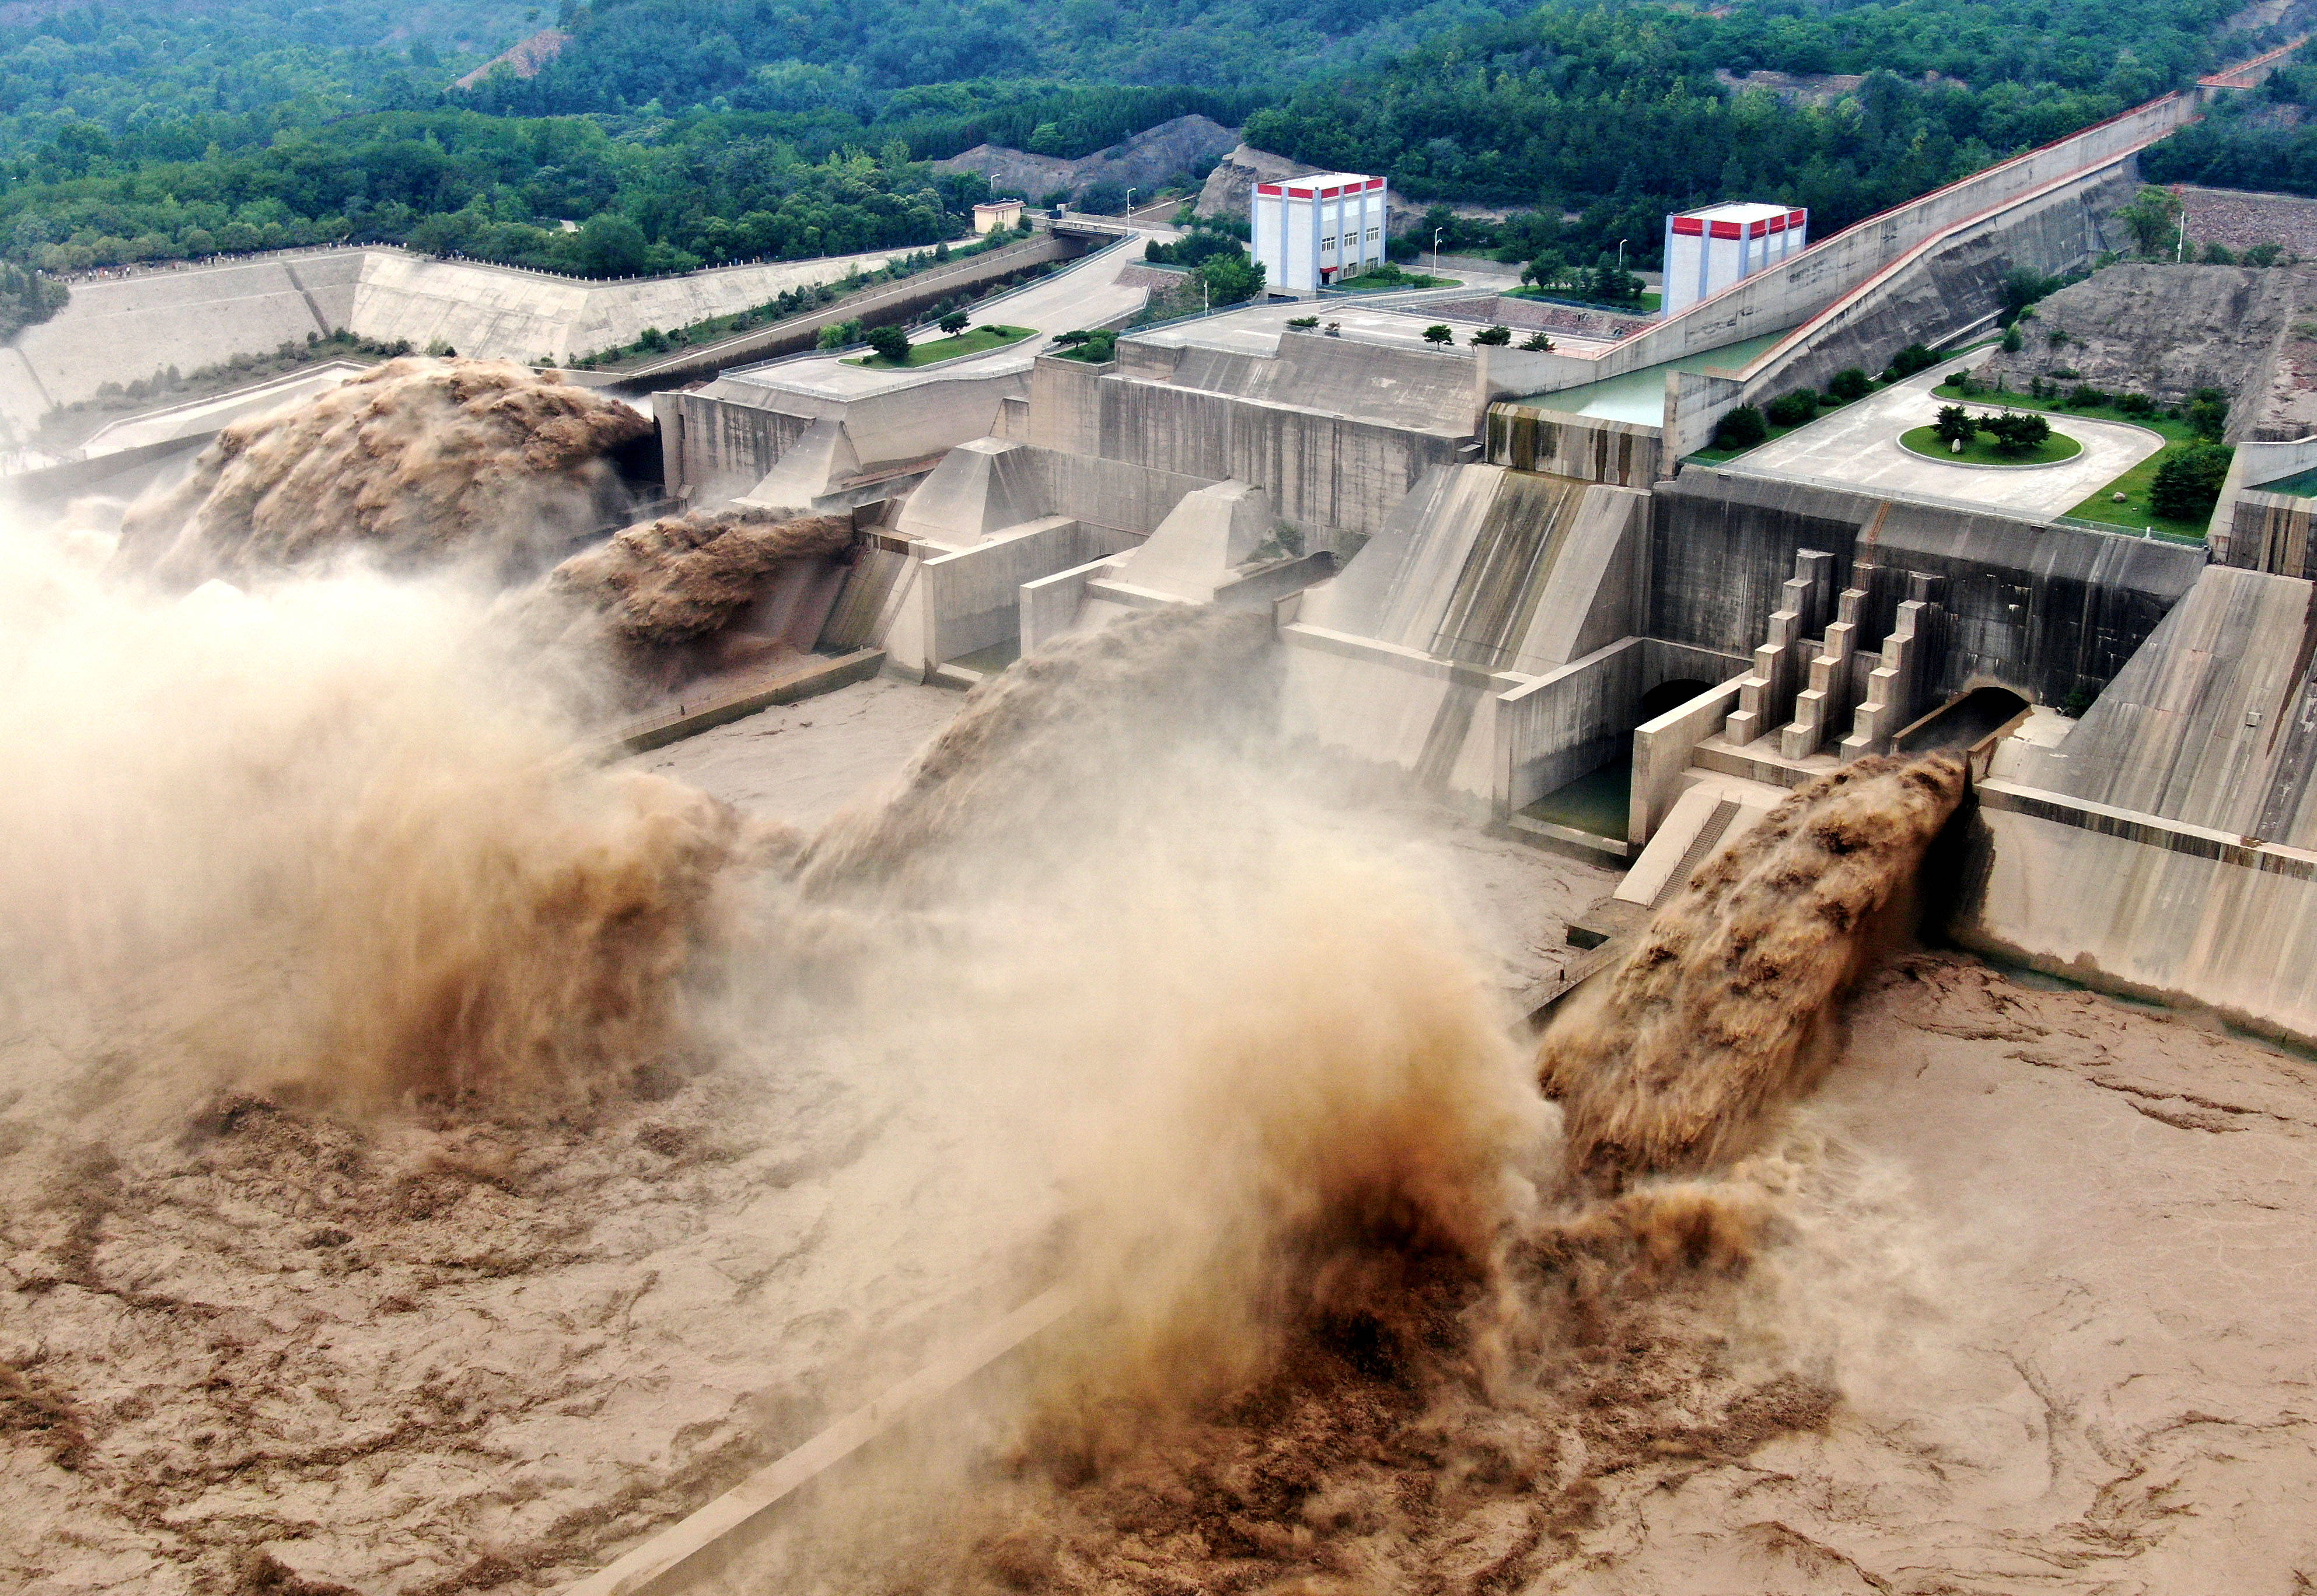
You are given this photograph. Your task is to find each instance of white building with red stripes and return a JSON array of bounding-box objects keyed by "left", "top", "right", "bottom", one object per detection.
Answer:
[
  {"left": 1661, "top": 202, "right": 1808, "bottom": 315},
  {"left": 1251, "top": 172, "right": 1389, "bottom": 293}
]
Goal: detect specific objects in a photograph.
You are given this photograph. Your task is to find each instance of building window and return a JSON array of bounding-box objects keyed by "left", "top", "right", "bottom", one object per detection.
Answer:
[{"left": 1367, "top": 227, "right": 1380, "bottom": 240}]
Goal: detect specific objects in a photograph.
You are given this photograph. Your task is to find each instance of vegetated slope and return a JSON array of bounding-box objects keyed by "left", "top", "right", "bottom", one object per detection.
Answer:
[
  {"left": 456, "top": 0, "right": 1540, "bottom": 110},
  {"left": 2144, "top": 39, "right": 2317, "bottom": 194},
  {"left": 0, "top": 0, "right": 537, "bottom": 153}
]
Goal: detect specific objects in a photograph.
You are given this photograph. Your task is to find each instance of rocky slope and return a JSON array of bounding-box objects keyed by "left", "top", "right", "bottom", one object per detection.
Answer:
[
  {"left": 935, "top": 114, "right": 1239, "bottom": 205},
  {"left": 1977, "top": 261, "right": 2317, "bottom": 440}
]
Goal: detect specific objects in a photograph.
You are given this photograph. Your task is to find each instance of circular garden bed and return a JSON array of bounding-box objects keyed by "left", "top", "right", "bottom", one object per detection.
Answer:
[{"left": 1898, "top": 422, "right": 2083, "bottom": 467}]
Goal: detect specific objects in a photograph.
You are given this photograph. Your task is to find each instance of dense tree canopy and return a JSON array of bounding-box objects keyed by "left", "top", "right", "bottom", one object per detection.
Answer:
[{"left": 0, "top": 0, "right": 2288, "bottom": 287}]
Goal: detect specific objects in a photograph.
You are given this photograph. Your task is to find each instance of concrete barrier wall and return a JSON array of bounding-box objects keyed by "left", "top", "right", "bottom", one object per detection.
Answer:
[
  {"left": 1649, "top": 468, "right": 2204, "bottom": 706},
  {"left": 914, "top": 517, "right": 1142, "bottom": 671},
  {"left": 1495, "top": 637, "right": 1647, "bottom": 814},
  {"left": 1629, "top": 670, "right": 1752, "bottom": 845}
]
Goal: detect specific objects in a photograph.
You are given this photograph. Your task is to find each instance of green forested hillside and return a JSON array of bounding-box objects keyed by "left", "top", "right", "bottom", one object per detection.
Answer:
[
  {"left": 0, "top": 0, "right": 536, "bottom": 154},
  {"left": 0, "top": 0, "right": 2286, "bottom": 286}
]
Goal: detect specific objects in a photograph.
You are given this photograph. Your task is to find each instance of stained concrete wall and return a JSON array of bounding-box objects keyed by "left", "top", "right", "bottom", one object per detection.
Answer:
[
  {"left": 1496, "top": 638, "right": 1646, "bottom": 814},
  {"left": 2003, "top": 565, "right": 2317, "bottom": 845},
  {"left": 1158, "top": 333, "right": 1480, "bottom": 434},
  {"left": 0, "top": 244, "right": 907, "bottom": 436},
  {"left": 2213, "top": 434, "right": 2317, "bottom": 572},
  {"left": 1025, "top": 352, "right": 1466, "bottom": 546},
  {"left": 1484, "top": 407, "right": 1662, "bottom": 485},
  {"left": 897, "top": 438, "right": 1214, "bottom": 544},
  {"left": 1648, "top": 467, "right": 2204, "bottom": 706}
]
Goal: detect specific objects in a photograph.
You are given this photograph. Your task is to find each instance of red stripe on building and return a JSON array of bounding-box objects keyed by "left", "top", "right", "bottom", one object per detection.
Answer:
[
  {"left": 1366, "top": 177, "right": 1383, "bottom": 189},
  {"left": 1709, "top": 220, "right": 1742, "bottom": 239},
  {"left": 1672, "top": 217, "right": 1704, "bottom": 235},
  {"left": 1788, "top": 209, "right": 1806, "bottom": 226},
  {"left": 1257, "top": 184, "right": 1281, "bottom": 195},
  {"left": 1748, "top": 220, "right": 1767, "bottom": 237}
]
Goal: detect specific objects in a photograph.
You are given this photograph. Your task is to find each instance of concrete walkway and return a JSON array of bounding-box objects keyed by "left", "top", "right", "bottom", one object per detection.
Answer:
[{"left": 1740, "top": 368, "right": 2165, "bottom": 518}]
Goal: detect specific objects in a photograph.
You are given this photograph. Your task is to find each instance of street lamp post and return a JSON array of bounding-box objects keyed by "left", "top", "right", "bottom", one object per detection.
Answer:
[
  {"left": 1616, "top": 237, "right": 1627, "bottom": 271},
  {"left": 1434, "top": 227, "right": 1445, "bottom": 275},
  {"left": 1126, "top": 188, "right": 1136, "bottom": 219}
]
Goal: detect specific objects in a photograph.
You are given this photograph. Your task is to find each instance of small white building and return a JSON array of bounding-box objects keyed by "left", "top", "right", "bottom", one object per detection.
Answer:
[
  {"left": 1251, "top": 172, "right": 1389, "bottom": 293},
  {"left": 1661, "top": 202, "right": 1808, "bottom": 315},
  {"left": 973, "top": 198, "right": 1025, "bottom": 234}
]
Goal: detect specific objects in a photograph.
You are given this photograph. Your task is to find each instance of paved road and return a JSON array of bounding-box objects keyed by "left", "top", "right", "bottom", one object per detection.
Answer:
[
  {"left": 1738, "top": 366, "right": 2165, "bottom": 519},
  {"left": 730, "top": 235, "right": 1169, "bottom": 399},
  {"left": 1134, "top": 289, "right": 1614, "bottom": 359}
]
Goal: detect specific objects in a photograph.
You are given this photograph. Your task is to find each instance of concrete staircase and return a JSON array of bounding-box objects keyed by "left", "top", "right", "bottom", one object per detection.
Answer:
[{"left": 1707, "top": 549, "right": 1949, "bottom": 786}]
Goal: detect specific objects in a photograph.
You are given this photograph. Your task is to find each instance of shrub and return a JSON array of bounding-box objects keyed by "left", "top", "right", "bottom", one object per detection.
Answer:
[
  {"left": 1285, "top": 315, "right": 1319, "bottom": 329},
  {"left": 2067, "top": 384, "right": 2110, "bottom": 409},
  {"left": 2245, "top": 242, "right": 2287, "bottom": 267},
  {"left": 1945, "top": 369, "right": 1977, "bottom": 394},
  {"left": 2203, "top": 242, "right": 2237, "bottom": 265},
  {"left": 2186, "top": 390, "right": 2229, "bottom": 440},
  {"left": 1984, "top": 411, "right": 2052, "bottom": 454},
  {"left": 1470, "top": 324, "right": 1512, "bottom": 346},
  {"left": 1423, "top": 324, "right": 1453, "bottom": 345},
  {"left": 939, "top": 310, "right": 970, "bottom": 335},
  {"left": 2001, "top": 326, "right": 2024, "bottom": 354},
  {"left": 1884, "top": 342, "right": 1940, "bottom": 380},
  {"left": 2150, "top": 441, "right": 2234, "bottom": 520},
  {"left": 1933, "top": 404, "right": 1979, "bottom": 447},
  {"left": 1827, "top": 368, "right": 1872, "bottom": 402},
  {"left": 816, "top": 318, "right": 864, "bottom": 349},
  {"left": 2116, "top": 391, "right": 2158, "bottom": 416},
  {"left": 865, "top": 324, "right": 911, "bottom": 364},
  {"left": 1764, "top": 388, "right": 1820, "bottom": 427},
  {"left": 1521, "top": 331, "right": 1554, "bottom": 351},
  {"left": 1713, "top": 405, "right": 1768, "bottom": 450}
]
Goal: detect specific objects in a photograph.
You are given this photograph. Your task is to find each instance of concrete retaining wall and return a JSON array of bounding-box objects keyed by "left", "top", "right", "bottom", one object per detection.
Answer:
[
  {"left": 1583, "top": 94, "right": 2194, "bottom": 391},
  {"left": 1689, "top": 164, "right": 2142, "bottom": 453},
  {"left": 1649, "top": 467, "right": 2204, "bottom": 706},
  {"left": 656, "top": 365, "right": 1031, "bottom": 503},
  {"left": 0, "top": 244, "right": 913, "bottom": 435},
  {"left": 1958, "top": 784, "right": 2317, "bottom": 1046}
]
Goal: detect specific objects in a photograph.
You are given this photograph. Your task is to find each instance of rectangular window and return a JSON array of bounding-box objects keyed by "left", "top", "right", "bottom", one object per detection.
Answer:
[{"left": 1367, "top": 227, "right": 1380, "bottom": 240}]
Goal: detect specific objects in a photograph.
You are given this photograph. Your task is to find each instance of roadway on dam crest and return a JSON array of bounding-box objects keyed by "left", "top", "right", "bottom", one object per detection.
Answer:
[{"left": 1739, "top": 365, "right": 2165, "bottom": 518}]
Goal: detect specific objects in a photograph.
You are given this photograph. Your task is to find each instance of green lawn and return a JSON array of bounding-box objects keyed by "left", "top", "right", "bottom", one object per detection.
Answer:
[
  {"left": 1898, "top": 422, "right": 2084, "bottom": 466},
  {"left": 842, "top": 323, "right": 1035, "bottom": 368},
  {"left": 1930, "top": 382, "right": 2211, "bottom": 540},
  {"left": 1334, "top": 267, "right": 1459, "bottom": 290},
  {"left": 1508, "top": 285, "right": 1662, "bottom": 314}
]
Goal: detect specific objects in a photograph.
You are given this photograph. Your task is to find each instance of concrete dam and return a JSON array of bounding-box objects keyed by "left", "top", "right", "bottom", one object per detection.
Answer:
[{"left": 22, "top": 43, "right": 2317, "bottom": 1594}]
